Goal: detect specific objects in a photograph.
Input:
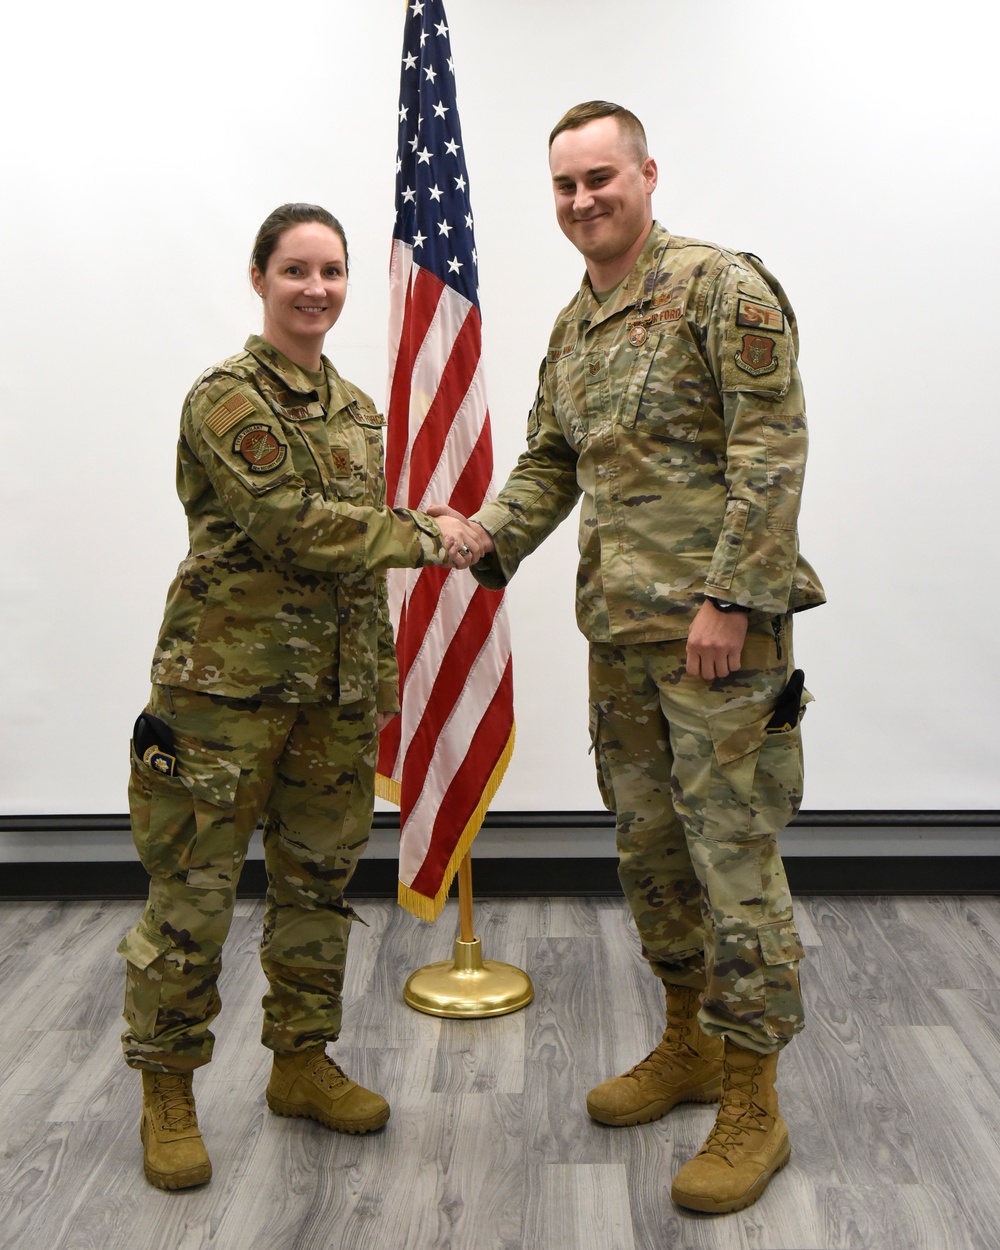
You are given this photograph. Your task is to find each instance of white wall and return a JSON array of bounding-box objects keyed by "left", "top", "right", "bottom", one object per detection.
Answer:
[{"left": 3, "top": 0, "right": 998, "bottom": 817}]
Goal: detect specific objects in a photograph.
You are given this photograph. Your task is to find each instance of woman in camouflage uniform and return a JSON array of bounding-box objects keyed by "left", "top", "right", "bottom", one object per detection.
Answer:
[{"left": 119, "top": 204, "right": 483, "bottom": 1190}]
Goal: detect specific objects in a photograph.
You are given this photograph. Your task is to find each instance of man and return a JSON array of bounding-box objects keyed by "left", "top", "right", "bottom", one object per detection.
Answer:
[{"left": 435, "top": 101, "right": 824, "bottom": 1213}]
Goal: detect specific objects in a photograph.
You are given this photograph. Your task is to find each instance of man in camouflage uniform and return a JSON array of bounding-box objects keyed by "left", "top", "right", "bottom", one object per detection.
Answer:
[
  {"left": 454, "top": 102, "right": 825, "bottom": 1213},
  {"left": 121, "top": 321, "right": 482, "bottom": 1190}
]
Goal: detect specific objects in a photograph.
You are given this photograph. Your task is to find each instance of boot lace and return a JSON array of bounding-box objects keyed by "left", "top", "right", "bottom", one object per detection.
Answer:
[
  {"left": 623, "top": 1023, "right": 700, "bottom": 1080},
  {"left": 304, "top": 1051, "right": 351, "bottom": 1092},
  {"left": 701, "top": 1076, "right": 768, "bottom": 1164},
  {"left": 151, "top": 1075, "right": 198, "bottom": 1132}
]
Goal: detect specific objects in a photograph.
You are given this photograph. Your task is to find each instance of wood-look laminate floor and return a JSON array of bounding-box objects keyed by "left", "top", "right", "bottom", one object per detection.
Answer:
[{"left": 1, "top": 893, "right": 997, "bottom": 1250}]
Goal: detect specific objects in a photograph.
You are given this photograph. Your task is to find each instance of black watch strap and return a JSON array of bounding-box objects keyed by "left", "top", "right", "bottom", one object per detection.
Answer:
[{"left": 705, "top": 596, "right": 751, "bottom": 614}]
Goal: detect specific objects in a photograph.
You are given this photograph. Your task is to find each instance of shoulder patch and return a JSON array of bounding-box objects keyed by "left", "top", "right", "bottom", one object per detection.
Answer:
[
  {"left": 232, "top": 423, "right": 288, "bottom": 473},
  {"left": 736, "top": 297, "right": 785, "bottom": 334},
  {"left": 205, "top": 391, "right": 256, "bottom": 437},
  {"left": 734, "top": 334, "right": 779, "bottom": 377}
]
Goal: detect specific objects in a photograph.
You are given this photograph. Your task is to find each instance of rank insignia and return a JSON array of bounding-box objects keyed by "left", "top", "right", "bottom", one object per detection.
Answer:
[
  {"left": 736, "top": 298, "right": 785, "bottom": 334},
  {"left": 735, "top": 334, "right": 779, "bottom": 377},
  {"left": 143, "top": 746, "right": 178, "bottom": 775},
  {"left": 205, "top": 391, "right": 256, "bottom": 437},
  {"left": 330, "top": 448, "right": 352, "bottom": 476},
  {"left": 232, "top": 423, "right": 288, "bottom": 473}
]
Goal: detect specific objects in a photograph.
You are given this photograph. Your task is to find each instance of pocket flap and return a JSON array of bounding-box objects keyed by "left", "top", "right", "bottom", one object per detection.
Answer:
[
  {"left": 117, "top": 922, "right": 171, "bottom": 969},
  {"left": 758, "top": 920, "right": 805, "bottom": 967},
  {"left": 706, "top": 705, "right": 773, "bottom": 766},
  {"left": 131, "top": 740, "right": 241, "bottom": 809}
]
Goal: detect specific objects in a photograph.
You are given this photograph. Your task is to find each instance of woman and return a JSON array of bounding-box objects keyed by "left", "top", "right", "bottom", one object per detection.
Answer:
[{"left": 119, "top": 203, "right": 482, "bottom": 1191}]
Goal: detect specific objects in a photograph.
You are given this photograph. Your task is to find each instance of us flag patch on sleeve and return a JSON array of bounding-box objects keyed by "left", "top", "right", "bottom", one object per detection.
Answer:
[{"left": 204, "top": 392, "right": 256, "bottom": 437}]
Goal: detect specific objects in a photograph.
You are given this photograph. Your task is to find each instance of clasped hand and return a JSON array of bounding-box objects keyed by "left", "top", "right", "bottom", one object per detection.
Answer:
[{"left": 427, "top": 504, "right": 495, "bottom": 569}]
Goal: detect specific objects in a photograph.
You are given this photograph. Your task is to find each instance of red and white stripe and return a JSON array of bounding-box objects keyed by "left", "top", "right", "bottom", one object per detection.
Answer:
[{"left": 377, "top": 239, "right": 515, "bottom": 921}]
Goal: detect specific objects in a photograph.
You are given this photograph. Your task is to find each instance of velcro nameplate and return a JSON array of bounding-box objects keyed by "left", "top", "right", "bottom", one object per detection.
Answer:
[
  {"left": 205, "top": 392, "right": 256, "bottom": 437},
  {"left": 346, "top": 404, "right": 386, "bottom": 427}
]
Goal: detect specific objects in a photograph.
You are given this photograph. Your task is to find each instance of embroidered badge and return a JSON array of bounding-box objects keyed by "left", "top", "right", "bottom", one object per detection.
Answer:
[
  {"left": 142, "top": 746, "right": 177, "bottom": 776},
  {"left": 205, "top": 392, "right": 256, "bottom": 437},
  {"left": 330, "top": 448, "right": 352, "bottom": 476},
  {"left": 736, "top": 298, "right": 785, "bottom": 334},
  {"left": 735, "top": 334, "right": 779, "bottom": 377},
  {"left": 232, "top": 423, "right": 288, "bottom": 472}
]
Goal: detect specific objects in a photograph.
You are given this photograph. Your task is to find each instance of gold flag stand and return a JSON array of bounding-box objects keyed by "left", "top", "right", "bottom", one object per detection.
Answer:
[{"left": 403, "top": 854, "right": 534, "bottom": 1018}]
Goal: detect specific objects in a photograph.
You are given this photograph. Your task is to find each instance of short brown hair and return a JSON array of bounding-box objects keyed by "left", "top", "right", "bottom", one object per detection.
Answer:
[
  {"left": 250, "top": 203, "right": 349, "bottom": 278},
  {"left": 548, "top": 101, "right": 648, "bottom": 163}
]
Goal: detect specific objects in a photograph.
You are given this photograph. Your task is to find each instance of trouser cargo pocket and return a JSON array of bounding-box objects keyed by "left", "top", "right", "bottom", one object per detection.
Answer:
[{"left": 127, "top": 731, "right": 241, "bottom": 889}]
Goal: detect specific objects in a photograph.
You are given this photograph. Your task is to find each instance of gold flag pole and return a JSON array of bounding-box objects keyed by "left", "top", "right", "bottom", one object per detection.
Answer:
[{"left": 402, "top": 852, "right": 534, "bottom": 1017}]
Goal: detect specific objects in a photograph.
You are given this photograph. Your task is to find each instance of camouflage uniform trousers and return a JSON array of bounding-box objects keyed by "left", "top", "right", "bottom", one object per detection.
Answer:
[
  {"left": 118, "top": 684, "right": 378, "bottom": 1073},
  {"left": 589, "top": 616, "right": 808, "bottom": 1055}
]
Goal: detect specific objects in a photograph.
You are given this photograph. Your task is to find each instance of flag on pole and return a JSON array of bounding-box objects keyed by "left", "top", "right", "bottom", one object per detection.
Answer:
[{"left": 376, "top": 0, "right": 515, "bottom": 922}]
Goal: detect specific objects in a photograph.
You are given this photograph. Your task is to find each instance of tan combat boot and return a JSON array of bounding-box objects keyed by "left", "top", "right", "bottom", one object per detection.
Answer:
[
  {"left": 139, "top": 1070, "right": 212, "bottom": 1191},
  {"left": 586, "top": 984, "right": 723, "bottom": 1126},
  {"left": 671, "top": 1041, "right": 790, "bottom": 1213},
  {"left": 266, "top": 1047, "right": 390, "bottom": 1134}
]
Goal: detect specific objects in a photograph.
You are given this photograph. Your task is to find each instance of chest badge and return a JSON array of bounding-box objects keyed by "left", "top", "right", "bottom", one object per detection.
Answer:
[
  {"left": 232, "top": 423, "right": 288, "bottom": 473},
  {"left": 627, "top": 322, "right": 648, "bottom": 347}
]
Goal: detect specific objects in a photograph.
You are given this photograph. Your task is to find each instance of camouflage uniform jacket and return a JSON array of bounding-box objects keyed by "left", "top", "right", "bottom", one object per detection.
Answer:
[
  {"left": 473, "top": 224, "right": 826, "bottom": 642},
  {"left": 151, "top": 335, "right": 445, "bottom": 708}
]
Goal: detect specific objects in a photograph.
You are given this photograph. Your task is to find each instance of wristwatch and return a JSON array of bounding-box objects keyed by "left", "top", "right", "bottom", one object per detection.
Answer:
[{"left": 704, "top": 596, "right": 751, "bottom": 614}]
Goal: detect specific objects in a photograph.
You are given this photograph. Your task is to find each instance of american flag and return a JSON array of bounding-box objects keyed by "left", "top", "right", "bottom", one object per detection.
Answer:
[{"left": 376, "top": 0, "right": 515, "bottom": 922}]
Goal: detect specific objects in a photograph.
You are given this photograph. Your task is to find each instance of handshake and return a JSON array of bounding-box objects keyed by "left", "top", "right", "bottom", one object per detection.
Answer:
[{"left": 426, "top": 504, "right": 496, "bottom": 569}]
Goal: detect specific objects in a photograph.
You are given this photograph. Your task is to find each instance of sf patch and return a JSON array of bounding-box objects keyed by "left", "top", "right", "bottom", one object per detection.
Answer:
[
  {"left": 735, "top": 334, "right": 779, "bottom": 377},
  {"left": 736, "top": 298, "right": 785, "bottom": 334},
  {"left": 232, "top": 423, "right": 288, "bottom": 473}
]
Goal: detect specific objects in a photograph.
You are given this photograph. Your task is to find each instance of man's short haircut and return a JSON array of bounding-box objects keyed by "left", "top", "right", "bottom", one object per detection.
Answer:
[{"left": 548, "top": 101, "right": 648, "bottom": 163}]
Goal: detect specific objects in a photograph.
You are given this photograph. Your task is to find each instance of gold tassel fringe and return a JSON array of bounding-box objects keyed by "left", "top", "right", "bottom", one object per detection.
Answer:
[{"left": 376, "top": 720, "right": 516, "bottom": 922}]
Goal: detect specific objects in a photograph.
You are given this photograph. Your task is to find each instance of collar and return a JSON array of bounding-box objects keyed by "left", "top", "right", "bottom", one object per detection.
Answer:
[
  {"left": 244, "top": 334, "right": 332, "bottom": 397},
  {"left": 576, "top": 223, "right": 672, "bottom": 329}
]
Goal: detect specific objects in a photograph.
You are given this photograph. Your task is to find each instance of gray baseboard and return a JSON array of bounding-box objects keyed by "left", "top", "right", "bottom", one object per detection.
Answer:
[
  {"left": 2, "top": 854, "right": 1000, "bottom": 901},
  {"left": 1, "top": 810, "right": 999, "bottom": 899}
]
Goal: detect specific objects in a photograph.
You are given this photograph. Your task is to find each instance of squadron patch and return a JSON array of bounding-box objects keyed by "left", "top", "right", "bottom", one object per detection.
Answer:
[
  {"left": 232, "top": 423, "right": 288, "bottom": 473},
  {"left": 736, "top": 298, "right": 785, "bottom": 334},
  {"left": 735, "top": 334, "right": 779, "bottom": 377},
  {"left": 205, "top": 391, "right": 256, "bottom": 437}
]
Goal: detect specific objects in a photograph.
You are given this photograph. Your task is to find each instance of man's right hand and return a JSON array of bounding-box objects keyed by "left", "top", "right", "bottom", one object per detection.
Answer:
[{"left": 427, "top": 504, "right": 495, "bottom": 568}]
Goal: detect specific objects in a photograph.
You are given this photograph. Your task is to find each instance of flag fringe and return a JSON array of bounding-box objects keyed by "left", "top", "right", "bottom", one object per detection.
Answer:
[
  {"left": 376, "top": 720, "right": 516, "bottom": 923},
  {"left": 374, "top": 772, "right": 402, "bottom": 807}
]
